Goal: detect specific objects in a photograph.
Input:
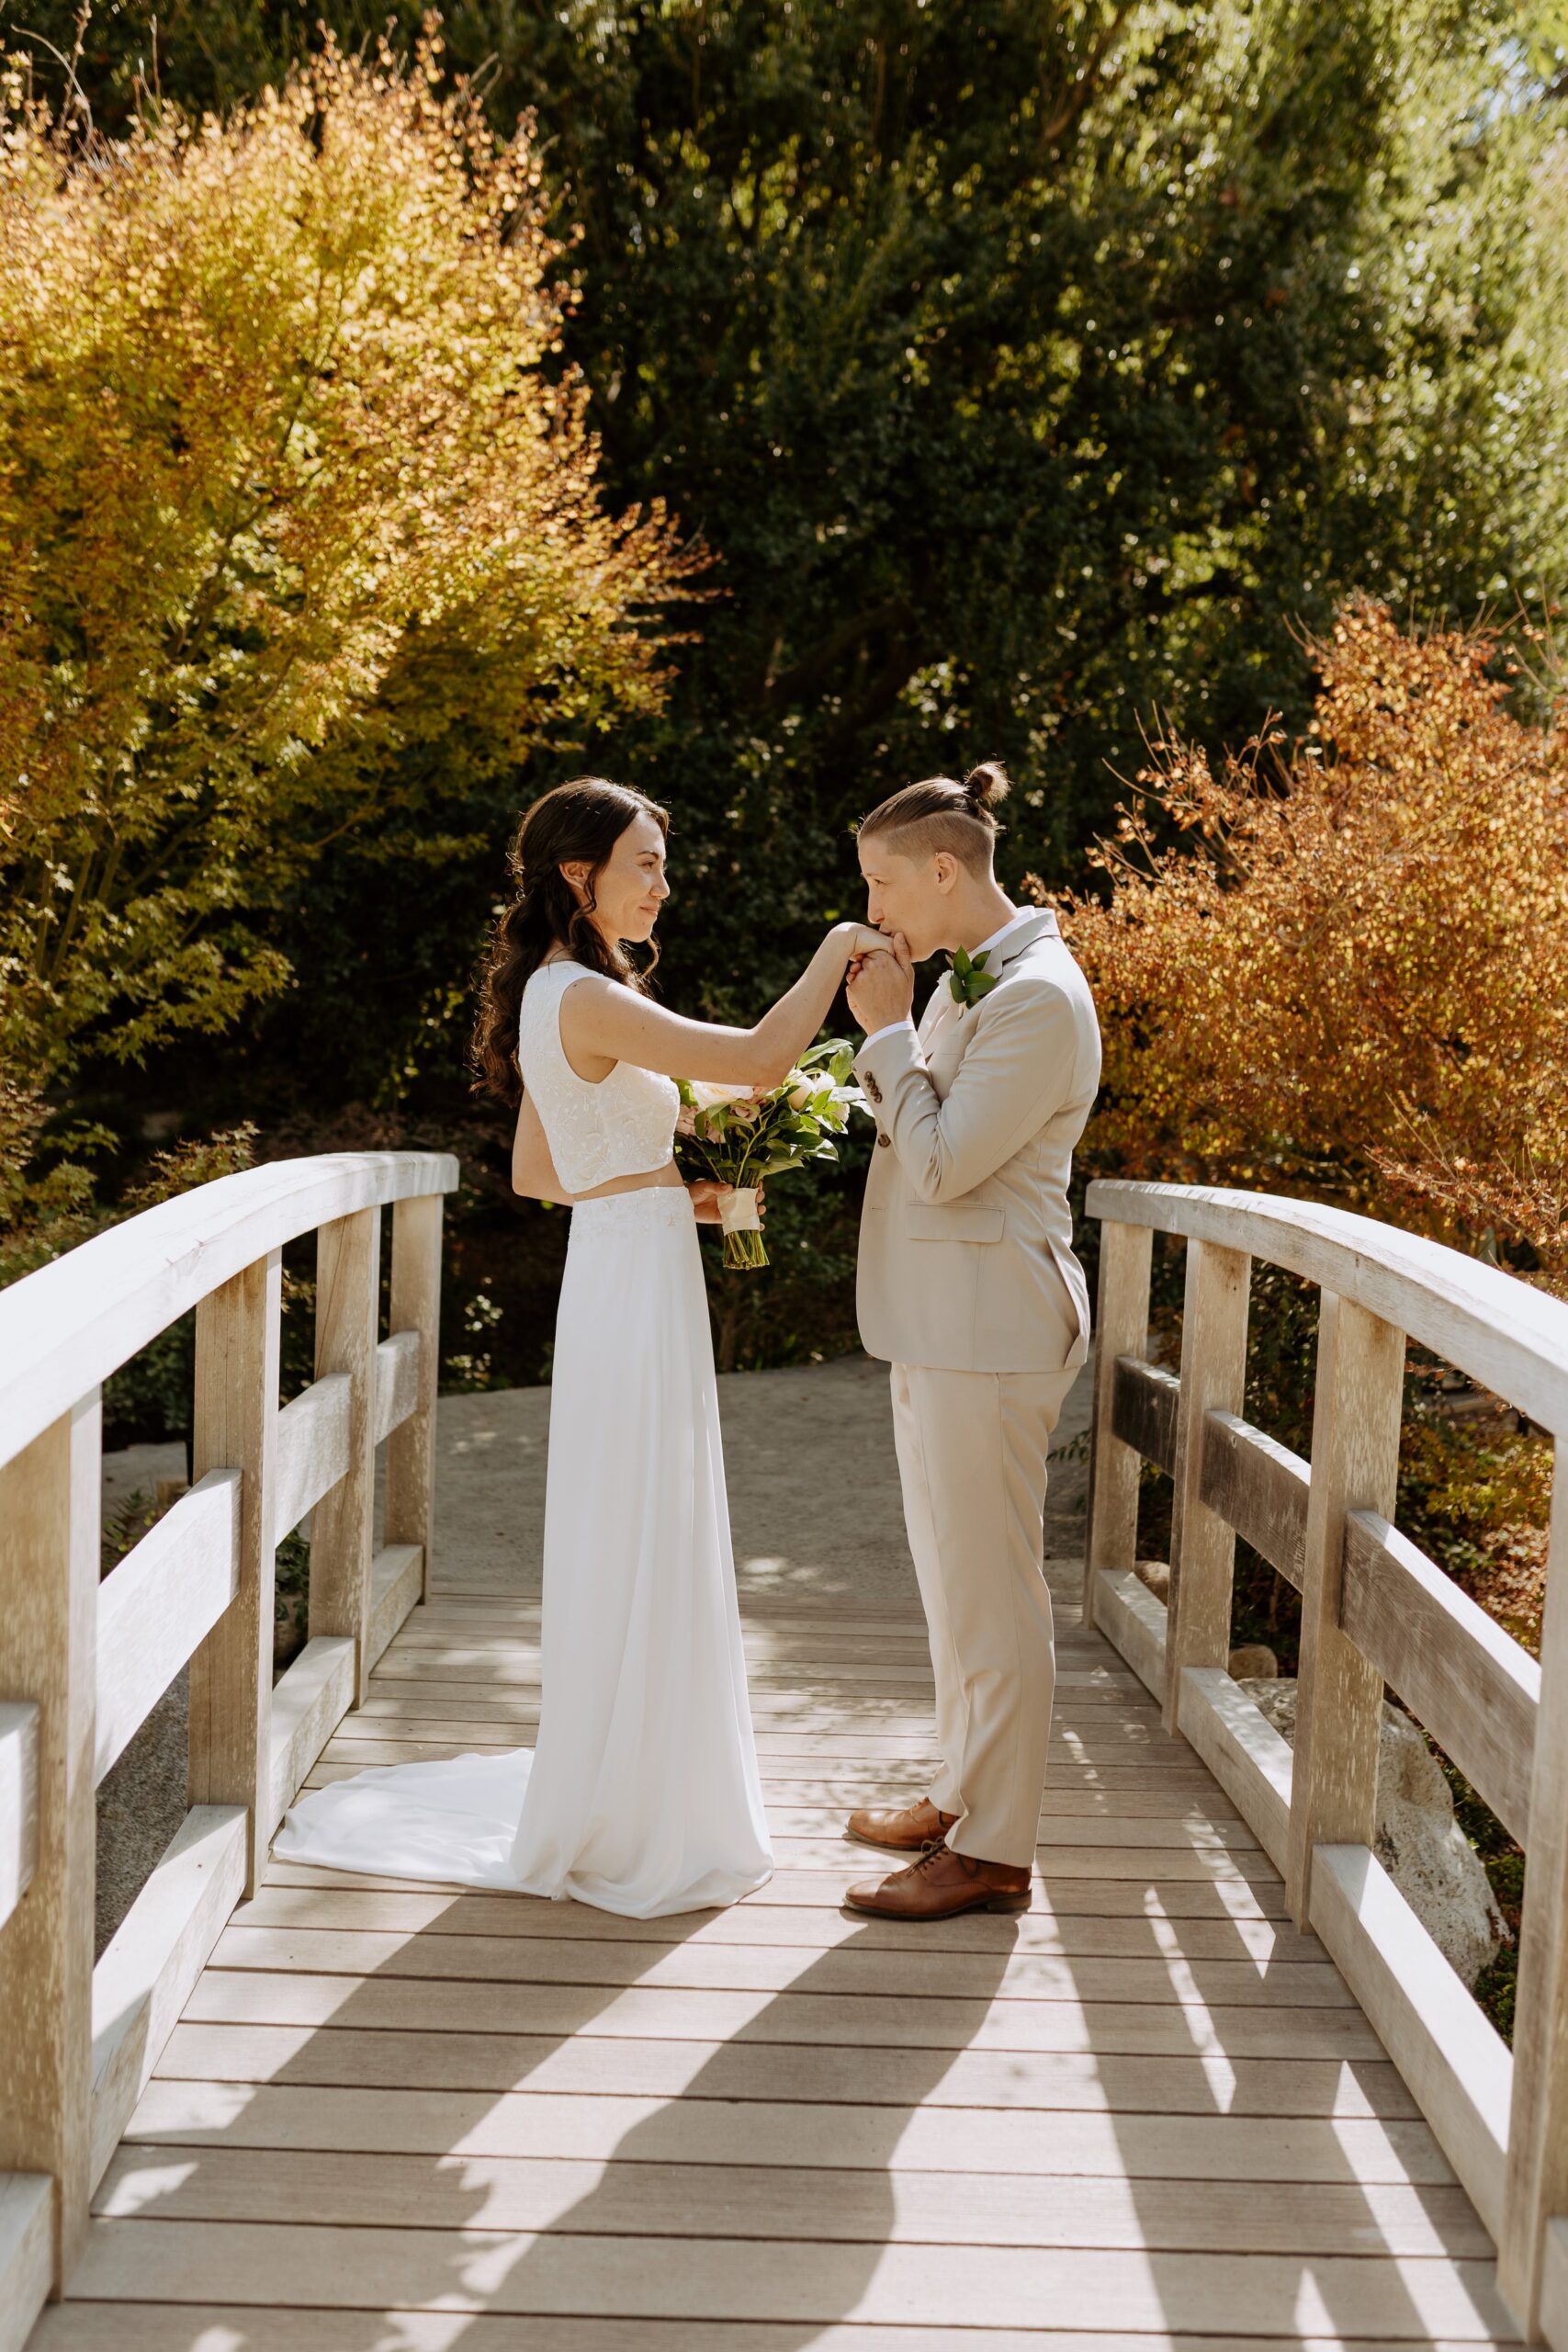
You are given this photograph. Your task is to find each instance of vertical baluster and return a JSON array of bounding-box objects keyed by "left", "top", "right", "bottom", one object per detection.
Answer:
[
  {"left": 1163, "top": 1239, "right": 1251, "bottom": 1732},
  {"left": 309, "top": 1205, "right": 382, "bottom": 1702},
  {"left": 188, "top": 1251, "right": 280, "bottom": 1894},
  {"left": 384, "top": 1192, "right": 444, "bottom": 1603},
  {"left": 1286, "top": 1291, "right": 1404, "bottom": 1923},
  {"left": 0, "top": 1392, "right": 100, "bottom": 2288},
  {"left": 1498, "top": 1456, "right": 1568, "bottom": 2338},
  {"left": 1084, "top": 1220, "right": 1153, "bottom": 1633}
]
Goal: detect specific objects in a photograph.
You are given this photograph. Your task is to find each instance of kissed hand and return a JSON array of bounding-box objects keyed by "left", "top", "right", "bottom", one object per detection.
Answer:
[{"left": 846, "top": 933, "right": 915, "bottom": 1035}]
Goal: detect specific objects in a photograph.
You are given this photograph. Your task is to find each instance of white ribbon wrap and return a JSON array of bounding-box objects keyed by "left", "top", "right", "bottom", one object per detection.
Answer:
[{"left": 717, "top": 1185, "right": 762, "bottom": 1235}]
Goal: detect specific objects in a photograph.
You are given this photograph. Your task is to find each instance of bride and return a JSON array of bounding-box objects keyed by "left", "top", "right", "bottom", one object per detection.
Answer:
[{"left": 276, "top": 775, "right": 882, "bottom": 1917}]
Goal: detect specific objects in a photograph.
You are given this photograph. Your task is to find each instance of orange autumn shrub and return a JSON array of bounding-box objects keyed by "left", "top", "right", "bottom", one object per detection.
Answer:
[{"left": 1064, "top": 598, "right": 1568, "bottom": 1285}]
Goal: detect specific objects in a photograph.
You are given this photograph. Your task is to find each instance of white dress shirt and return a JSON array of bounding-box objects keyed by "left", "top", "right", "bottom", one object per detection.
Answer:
[{"left": 863, "top": 906, "right": 1035, "bottom": 1049}]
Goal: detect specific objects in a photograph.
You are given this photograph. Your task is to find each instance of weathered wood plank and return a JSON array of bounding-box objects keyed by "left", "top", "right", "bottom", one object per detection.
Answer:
[
  {"left": 0, "top": 2173, "right": 52, "bottom": 2352},
  {"left": 60, "top": 2218, "right": 1517, "bottom": 2335},
  {"left": 28, "top": 2312, "right": 1523, "bottom": 2352},
  {"left": 372, "top": 1329, "right": 421, "bottom": 1448},
  {"left": 1288, "top": 1294, "right": 1405, "bottom": 1925},
  {"left": 261, "top": 1857, "right": 1298, "bottom": 1918},
  {"left": 1176, "top": 1667, "right": 1294, "bottom": 1872},
  {"left": 1541, "top": 2215, "right": 1568, "bottom": 2352},
  {"left": 1310, "top": 1843, "right": 1510, "bottom": 2245},
  {"left": 314, "top": 1746, "right": 1231, "bottom": 1806},
  {"left": 1200, "top": 1409, "right": 1310, "bottom": 1590},
  {"left": 96, "top": 1469, "right": 239, "bottom": 1784},
  {"left": 271, "top": 1373, "right": 350, "bottom": 1544},
  {"left": 308, "top": 1207, "right": 381, "bottom": 1708},
  {"left": 384, "top": 1193, "right": 443, "bottom": 1602},
  {"left": 91, "top": 2141, "right": 1490, "bottom": 2256},
  {"left": 187, "top": 1253, "right": 279, "bottom": 1896},
  {"left": 121, "top": 2074, "right": 1458, "bottom": 2183},
  {"left": 1089, "top": 1568, "right": 1168, "bottom": 1703},
  {"left": 1165, "top": 1240, "right": 1250, "bottom": 1732},
  {"left": 196, "top": 1926, "right": 1351, "bottom": 2008},
  {"left": 0, "top": 1703, "right": 39, "bottom": 1935},
  {"left": 171, "top": 1973, "right": 1382, "bottom": 2064},
  {"left": 0, "top": 1395, "right": 100, "bottom": 2288},
  {"left": 1109, "top": 1355, "right": 1181, "bottom": 1476},
  {"left": 1342, "top": 1509, "right": 1538, "bottom": 1849},
  {"left": 365, "top": 1544, "right": 423, "bottom": 1676},
  {"left": 88, "top": 1806, "right": 246, "bottom": 2191},
  {"left": 1085, "top": 1219, "right": 1153, "bottom": 1630},
  {"left": 229, "top": 1883, "right": 1328, "bottom": 1962},
  {"left": 265, "top": 1635, "right": 355, "bottom": 1840},
  {"left": 148, "top": 2018, "right": 1420, "bottom": 2115},
  {"left": 1499, "top": 1464, "right": 1568, "bottom": 2336}
]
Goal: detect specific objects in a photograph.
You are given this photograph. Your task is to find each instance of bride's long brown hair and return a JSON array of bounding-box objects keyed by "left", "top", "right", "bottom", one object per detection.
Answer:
[{"left": 471, "top": 776, "right": 671, "bottom": 1105}]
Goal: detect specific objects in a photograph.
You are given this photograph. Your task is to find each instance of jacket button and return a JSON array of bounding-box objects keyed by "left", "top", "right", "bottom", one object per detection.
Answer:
[{"left": 875, "top": 1133, "right": 891, "bottom": 1148}]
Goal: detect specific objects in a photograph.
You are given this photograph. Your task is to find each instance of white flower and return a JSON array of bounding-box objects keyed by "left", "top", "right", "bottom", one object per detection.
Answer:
[
  {"left": 687, "top": 1079, "right": 751, "bottom": 1114},
  {"left": 786, "top": 1071, "right": 820, "bottom": 1111},
  {"left": 674, "top": 1102, "right": 698, "bottom": 1136}
]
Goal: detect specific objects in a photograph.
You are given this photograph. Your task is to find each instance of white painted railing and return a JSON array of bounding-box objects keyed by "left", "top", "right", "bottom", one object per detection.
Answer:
[
  {"left": 0, "top": 1150, "right": 457, "bottom": 2346},
  {"left": 1086, "top": 1180, "right": 1568, "bottom": 2346}
]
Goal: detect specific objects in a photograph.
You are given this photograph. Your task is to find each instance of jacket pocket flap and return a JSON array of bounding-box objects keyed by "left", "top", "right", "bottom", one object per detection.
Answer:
[{"left": 905, "top": 1204, "right": 1004, "bottom": 1245}]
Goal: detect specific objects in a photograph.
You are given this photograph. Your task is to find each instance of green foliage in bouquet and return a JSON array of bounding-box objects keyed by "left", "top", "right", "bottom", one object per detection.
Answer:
[{"left": 675, "top": 1041, "right": 864, "bottom": 1271}]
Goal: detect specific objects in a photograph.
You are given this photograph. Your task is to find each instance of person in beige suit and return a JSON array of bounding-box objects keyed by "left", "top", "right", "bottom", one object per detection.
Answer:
[{"left": 840, "top": 761, "right": 1101, "bottom": 1921}]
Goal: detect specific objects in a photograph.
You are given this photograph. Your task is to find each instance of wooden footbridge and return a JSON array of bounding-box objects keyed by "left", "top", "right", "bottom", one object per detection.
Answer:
[{"left": 2, "top": 1155, "right": 1566, "bottom": 2347}]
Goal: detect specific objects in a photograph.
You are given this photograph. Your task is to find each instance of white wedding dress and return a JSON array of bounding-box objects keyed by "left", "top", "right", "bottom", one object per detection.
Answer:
[{"left": 275, "top": 958, "right": 774, "bottom": 1917}]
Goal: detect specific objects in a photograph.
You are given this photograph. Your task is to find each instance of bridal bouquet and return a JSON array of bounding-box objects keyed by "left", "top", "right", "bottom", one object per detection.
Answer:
[{"left": 675, "top": 1039, "right": 865, "bottom": 1270}]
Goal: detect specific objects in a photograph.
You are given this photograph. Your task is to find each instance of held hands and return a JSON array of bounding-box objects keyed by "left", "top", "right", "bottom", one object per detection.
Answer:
[{"left": 846, "top": 931, "right": 915, "bottom": 1036}]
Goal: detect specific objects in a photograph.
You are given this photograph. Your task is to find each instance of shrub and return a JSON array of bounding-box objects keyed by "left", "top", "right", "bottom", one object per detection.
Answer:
[{"left": 0, "top": 27, "right": 693, "bottom": 1094}]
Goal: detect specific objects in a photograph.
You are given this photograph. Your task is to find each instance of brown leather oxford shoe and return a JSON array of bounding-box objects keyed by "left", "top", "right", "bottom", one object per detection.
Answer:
[
  {"left": 844, "top": 1796, "right": 958, "bottom": 1852},
  {"left": 845, "top": 1842, "right": 1032, "bottom": 1921}
]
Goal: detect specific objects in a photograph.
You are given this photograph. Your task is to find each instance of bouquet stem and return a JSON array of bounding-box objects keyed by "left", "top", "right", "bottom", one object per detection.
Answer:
[{"left": 722, "top": 1227, "right": 769, "bottom": 1272}]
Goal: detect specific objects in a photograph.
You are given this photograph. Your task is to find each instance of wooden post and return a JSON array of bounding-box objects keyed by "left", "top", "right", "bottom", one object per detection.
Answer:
[
  {"left": 384, "top": 1192, "right": 443, "bottom": 1603},
  {"left": 188, "top": 1251, "right": 281, "bottom": 1894},
  {"left": 1162, "top": 1239, "right": 1251, "bottom": 1733},
  {"left": 1084, "top": 1220, "right": 1153, "bottom": 1633},
  {"left": 1286, "top": 1292, "right": 1404, "bottom": 1923},
  {"left": 1498, "top": 1458, "right": 1568, "bottom": 2338},
  {"left": 0, "top": 1392, "right": 100, "bottom": 2289},
  {"left": 309, "top": 1205, "right": 382, "bottom": 1702}
]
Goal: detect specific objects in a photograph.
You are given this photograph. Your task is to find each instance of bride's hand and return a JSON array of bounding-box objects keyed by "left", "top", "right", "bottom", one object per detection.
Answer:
[
  {"left": 687, "top": 1179, "right": 767, "bottom": 1227},
  {"left": 832, "top": 921, "right": 890, "bottom": 967}
]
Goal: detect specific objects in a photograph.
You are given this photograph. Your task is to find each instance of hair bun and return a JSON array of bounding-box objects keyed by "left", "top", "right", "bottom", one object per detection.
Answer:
[{"left": 963, "top": 761, "right": 1012, "bottom": 810}]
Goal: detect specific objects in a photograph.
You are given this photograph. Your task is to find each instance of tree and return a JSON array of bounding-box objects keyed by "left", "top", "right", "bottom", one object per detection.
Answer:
[
  {"left": 1065, "top": 597, "right": 1568, "bottom": 1282},
  {"left": 0, "top": 27, "right": 693, "bottom": 1093}
]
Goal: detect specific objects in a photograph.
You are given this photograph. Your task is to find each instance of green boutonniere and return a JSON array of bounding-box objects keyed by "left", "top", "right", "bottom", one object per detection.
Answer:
[{"left": 946, "top": 946, "right": 1000, "bottom": 1012}]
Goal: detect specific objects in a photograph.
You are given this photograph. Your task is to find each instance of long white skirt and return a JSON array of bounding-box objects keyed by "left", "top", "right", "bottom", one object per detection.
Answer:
[{"left": 275, "top": 1187, "right": 773, "bottom": 1918}]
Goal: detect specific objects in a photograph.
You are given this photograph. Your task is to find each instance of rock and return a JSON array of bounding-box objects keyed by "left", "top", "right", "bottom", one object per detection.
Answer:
[
  {"left": 1227, "top": 1644, "right": 1278, "bottom": 1679},
  {"left": 1134, "top": 1559, "right": 1170, "bottom": 1601},
  {"left": 1236, "top": 1679, "right": 1506, "bottom": 1984}
]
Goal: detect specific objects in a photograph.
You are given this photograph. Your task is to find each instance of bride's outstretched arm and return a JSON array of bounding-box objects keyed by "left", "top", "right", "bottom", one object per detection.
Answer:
[
  {"left": 558, "top": 922, "right": 883, "bottom": 1088},
  {"left": 512, "top": 1091, "right": 573, "bottom": 1202}
]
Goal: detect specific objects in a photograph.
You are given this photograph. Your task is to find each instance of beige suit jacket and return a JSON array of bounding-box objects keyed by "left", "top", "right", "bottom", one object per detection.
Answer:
[{"left": 853, "top": 909, "right": 1101, "bottom": 1375}]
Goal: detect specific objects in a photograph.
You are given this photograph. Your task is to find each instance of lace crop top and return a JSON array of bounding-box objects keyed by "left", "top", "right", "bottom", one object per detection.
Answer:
[{"left": 518, "top": 959, "right": 681, "bottom": 1195}]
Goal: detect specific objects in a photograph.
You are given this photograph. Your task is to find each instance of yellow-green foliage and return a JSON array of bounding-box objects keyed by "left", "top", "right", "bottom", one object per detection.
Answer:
[{"left": 0, "top": 27, "right": 694, "bottom": 1085}]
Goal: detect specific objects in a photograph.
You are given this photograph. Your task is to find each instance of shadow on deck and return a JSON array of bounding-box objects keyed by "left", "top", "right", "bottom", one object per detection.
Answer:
[{"left": 29, "top": 1370, "right": 1515, "bottom": 2350}]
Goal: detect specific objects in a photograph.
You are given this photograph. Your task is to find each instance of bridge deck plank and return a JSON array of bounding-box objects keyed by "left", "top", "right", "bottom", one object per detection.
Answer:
[{"left": 32, "top": 1589, "right": 1518, "bottom": 2346}]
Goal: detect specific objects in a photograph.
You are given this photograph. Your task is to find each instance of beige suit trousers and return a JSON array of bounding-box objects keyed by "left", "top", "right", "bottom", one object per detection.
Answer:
[{"left": 891, "top": 1360, "right": 1078, "bottom": 1870}]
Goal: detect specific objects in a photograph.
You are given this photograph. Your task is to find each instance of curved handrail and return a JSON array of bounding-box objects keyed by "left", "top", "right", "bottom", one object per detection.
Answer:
[
  {"left": 0, "top": 1150, "right": 459, "bottom": 1473},
  {"left": 1087, "top": 1179, "right": 1568, "bottom": 1436}
]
